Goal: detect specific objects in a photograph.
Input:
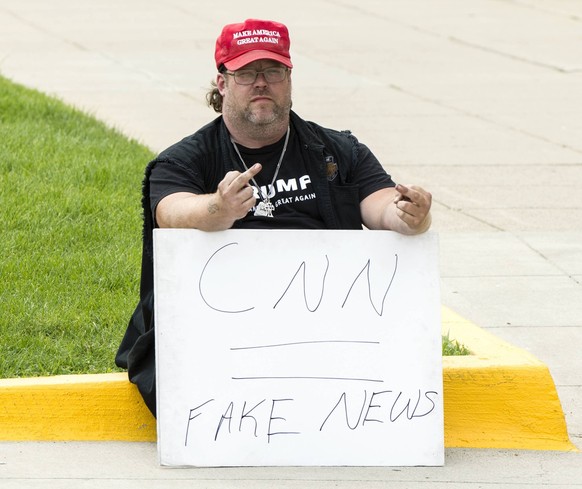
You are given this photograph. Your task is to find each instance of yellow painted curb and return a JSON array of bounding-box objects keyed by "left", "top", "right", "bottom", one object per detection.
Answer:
[
  {"left": 0, "top": 307, "right": 577, "bottom": 451},
  {"left": 0, "top": 373, "right": 156, "bottom": 441},
  {"left": 441, "top": 307, "right": 577, "bottom": 452}
]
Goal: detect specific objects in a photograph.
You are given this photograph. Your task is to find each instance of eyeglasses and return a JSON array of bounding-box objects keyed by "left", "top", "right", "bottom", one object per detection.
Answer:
[{"left": 224, "top": 67, "right": 289, "bottom": 85}]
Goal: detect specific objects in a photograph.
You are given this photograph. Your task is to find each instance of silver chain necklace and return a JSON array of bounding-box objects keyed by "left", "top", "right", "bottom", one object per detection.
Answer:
[{"left": 230, "top": 126, "right": 290, "bottom": 217}]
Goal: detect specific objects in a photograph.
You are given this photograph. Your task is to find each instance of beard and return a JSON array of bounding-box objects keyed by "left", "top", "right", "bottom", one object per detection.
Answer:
[
  {"left": 243, "top": 99, "right": 288, "bottom": 125},
  {"left": 223, "top": 87, "right": 292, "bottom": 142}
]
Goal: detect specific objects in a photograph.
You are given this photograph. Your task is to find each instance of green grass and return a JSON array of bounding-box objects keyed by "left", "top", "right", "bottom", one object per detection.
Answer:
[
  {"left": 442, "top": 331, "right": 472, "bottom": 356},
  {"left": 0, "top": 75, "right": 154, "bottom": 377},
  {"left": 0, "top": 75, "right": 469, "bottom": 379}
]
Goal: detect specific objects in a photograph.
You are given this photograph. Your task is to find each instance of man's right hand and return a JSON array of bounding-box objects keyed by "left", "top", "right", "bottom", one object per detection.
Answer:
[
  {"left": 155, "top": 163, "right": 262, "bottom": 231},
  {"left": 211, "top": 163, "right": 262, "bottom": 222}
]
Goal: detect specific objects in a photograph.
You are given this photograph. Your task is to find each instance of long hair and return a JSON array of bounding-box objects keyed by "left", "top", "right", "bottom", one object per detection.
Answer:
[
  {"left": 206, "top": 79, "right": 223, "bottom": 113},
  {"left": 206, "top": 66, "right": 226, "bottom": 113}
]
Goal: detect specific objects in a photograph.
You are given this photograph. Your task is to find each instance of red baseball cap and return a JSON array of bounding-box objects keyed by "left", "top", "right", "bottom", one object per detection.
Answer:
[{"left": 215, "top": 19, "right": 293, "bottom": 71}]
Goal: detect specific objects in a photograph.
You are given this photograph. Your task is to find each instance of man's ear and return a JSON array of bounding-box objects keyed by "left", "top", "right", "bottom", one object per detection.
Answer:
[{"left": 217, "top": 73, "right": 227, "bottom": 95}]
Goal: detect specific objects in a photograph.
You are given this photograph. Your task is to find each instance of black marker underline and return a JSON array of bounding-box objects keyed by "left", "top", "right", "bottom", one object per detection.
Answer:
[
  {"left": 230, "top": 340, "right": 380, "bottom": 351},
  {"left": 231, "top": 376, "right": 384, "bottom": 383}
]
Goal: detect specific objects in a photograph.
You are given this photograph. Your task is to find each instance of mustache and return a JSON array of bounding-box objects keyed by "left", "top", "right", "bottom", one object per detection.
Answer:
[{"left": 251, "top": 87, "right": 272, "bottom": 96}]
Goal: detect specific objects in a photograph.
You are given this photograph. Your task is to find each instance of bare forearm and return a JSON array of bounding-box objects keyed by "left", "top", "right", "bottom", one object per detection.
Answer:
[
  {"left": 156, "top": 192, "right": 237, "bottom": 231},
  {"left": 362, "top": 184, "right": 432, "bottom": 235},
  {"left": 155, "top": 165, "right": 261, "bottom": 231}
]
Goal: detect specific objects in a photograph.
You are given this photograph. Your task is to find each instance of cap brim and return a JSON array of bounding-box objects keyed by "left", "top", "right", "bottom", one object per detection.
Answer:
[{"left": 223, "top": 50, "right": 293, "bottom": 71}]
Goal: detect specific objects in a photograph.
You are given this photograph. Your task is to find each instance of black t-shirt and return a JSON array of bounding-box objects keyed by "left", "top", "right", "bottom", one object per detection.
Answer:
[
  {"left": 149, "top": 125, "right": 393, "bottom": 229},
  {"left": 230, "top": 127, "right": 326, "bottom": 229}
]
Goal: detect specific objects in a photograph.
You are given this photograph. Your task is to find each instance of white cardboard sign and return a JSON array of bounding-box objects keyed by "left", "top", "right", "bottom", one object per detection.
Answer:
[{"left": 154, "top": 229, "right": 443, "bottom": 467}]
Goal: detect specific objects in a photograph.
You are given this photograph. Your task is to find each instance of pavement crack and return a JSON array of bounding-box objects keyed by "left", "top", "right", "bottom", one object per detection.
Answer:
[
  {"left": 514, "top": 235, "right": 582, "bottom": 286},
  {"left": 324, "top": 0, "right": 577, "bottom": 73},
  {"left": 434, "top": 199, "right": 505, "bottom": 231},
  {"left": 504, "top": 0, "right": 582, "bottom": 23},
  {"left": 386, "top": 83, "right": 582, "bottom": 155},
  {"left": 446, "top": 35, "right": 573, "bottom": 73}
]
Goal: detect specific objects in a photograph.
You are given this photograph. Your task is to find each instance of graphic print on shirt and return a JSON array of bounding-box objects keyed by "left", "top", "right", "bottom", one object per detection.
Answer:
[
  {"left": 250, "top": 173, "right": 316, "bottom": 211},
  {"left": 237, "top": 130, "right": 322, "bottom": 226}
]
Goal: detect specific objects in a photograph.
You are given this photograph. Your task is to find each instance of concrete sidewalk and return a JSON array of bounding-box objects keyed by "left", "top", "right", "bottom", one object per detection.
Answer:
[
  {"left": 1, "top": 0, "right": 581, "bottom": 487},
  {"left": 0, "top": 443, "right": 581, "bottom": 488}
]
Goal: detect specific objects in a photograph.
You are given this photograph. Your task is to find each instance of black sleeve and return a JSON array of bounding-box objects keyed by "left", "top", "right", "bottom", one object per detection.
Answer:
[
  {"left": 351, "top": 142, "right": 396, "bottom": 201},
  {"left": 148, "top": 159, "right": 207, "bottom": 217}
]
